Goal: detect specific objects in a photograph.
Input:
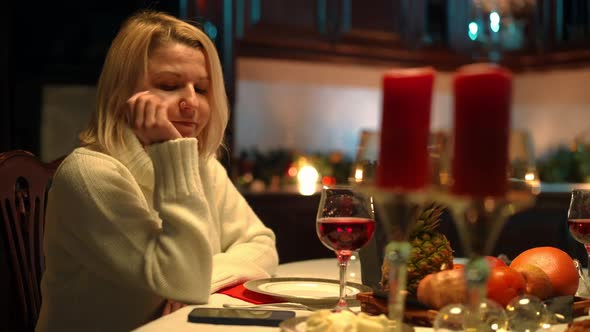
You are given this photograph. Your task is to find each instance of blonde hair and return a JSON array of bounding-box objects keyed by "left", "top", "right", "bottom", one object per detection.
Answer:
[{"left": 80, "top": 10, "right": 228, "bottom": 158}]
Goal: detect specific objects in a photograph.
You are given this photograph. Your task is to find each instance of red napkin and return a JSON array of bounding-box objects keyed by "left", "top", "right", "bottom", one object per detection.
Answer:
[{"left": 217, "top": 283, "right": 280, "bottom": 304}]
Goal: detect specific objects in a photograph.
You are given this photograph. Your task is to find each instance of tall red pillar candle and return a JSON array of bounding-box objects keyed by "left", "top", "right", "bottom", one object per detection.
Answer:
[
  {"left": 377, "top": 67, "right": 435, "bottom": 191},
  {"left": 451, "top": 63, "right": 512, "bottom": 197}
]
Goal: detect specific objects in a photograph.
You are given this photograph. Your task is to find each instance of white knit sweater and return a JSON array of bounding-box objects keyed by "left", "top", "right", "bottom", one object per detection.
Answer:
[{"left": 36, "top": 130, "right": 278, "bottom": 332}]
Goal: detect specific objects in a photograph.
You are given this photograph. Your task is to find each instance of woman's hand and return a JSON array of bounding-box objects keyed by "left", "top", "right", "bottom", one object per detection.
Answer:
[
  {"left": 127, "top": 91, "right": 182, "bottom": 146},
  {"left": 161, "top": 299, "right": 188, "bottom": 316}
]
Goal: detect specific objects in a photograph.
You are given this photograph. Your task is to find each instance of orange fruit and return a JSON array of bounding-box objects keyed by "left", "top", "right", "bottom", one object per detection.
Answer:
[
  {"left": 512, "top": 263, "right": 553, "bottom": 300},
  {"left": 510, "top": 246, "right": 579, "bottom": 297}
]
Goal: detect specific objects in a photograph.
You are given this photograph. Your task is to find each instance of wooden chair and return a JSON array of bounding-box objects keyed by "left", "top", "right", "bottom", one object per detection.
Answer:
[{"left": 0, "top": 150, "right": 62, "bottom": 332}]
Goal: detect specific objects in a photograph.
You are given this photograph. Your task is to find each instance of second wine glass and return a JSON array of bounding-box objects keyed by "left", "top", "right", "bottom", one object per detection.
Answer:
[
  {"left": 567, "top": 189, "right": 590, "bottom": 286},
  {"left": 316, "top": 185, "right": 375, "bottom": 311}
]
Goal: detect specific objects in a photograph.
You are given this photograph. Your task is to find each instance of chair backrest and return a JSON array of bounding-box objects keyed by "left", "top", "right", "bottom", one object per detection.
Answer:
[{"left": 0, "top": 150, "right": 61, "bottom": 332}]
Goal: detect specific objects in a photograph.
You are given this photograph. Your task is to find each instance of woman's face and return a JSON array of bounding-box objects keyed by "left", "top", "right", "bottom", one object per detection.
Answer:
[{"left": 137, "top": 42, "right": 211, "bottom": 139}]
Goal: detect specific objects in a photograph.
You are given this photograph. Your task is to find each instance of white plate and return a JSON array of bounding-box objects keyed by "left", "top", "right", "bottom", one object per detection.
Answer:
[{"left": 244, "top": 277, "right": 372, "bottom": 304}]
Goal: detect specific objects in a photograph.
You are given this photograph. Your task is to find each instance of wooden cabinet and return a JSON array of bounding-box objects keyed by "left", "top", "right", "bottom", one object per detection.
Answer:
[
  {"left": 235, "top": 0, "right": 425, "bottom": 66},
  {"left": 235, "top": 0, "right": 590, "bottom": 70},
  {"left": 235, "top": 0, "right": 347, "bottom": 61}
]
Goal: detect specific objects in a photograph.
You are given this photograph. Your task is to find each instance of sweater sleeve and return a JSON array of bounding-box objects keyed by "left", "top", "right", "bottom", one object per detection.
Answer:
[
  {"left": 208, "top": 160, "right": 279, "bottom": 292},
  {"left": 47, "top": 139, "right": 213, "bottom": 303}
]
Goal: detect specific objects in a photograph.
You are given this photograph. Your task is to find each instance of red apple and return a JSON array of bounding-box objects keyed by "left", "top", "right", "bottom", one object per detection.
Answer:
[{"left": 485, "top": 256, "right": 507, "bottom": 269}]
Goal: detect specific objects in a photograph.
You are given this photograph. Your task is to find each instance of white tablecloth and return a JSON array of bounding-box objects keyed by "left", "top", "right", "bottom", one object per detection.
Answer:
[
  {"left": 133, "top": 258, "right": 431, "bottom": 332},
  {"left": 133, "top": 258, "right": 571, "bottom": 332}
]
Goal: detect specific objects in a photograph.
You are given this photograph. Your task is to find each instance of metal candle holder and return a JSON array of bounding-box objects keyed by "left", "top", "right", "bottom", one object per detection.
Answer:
[
  {"left": 369, "top": 188, "right": 429, "bottom": 331},
  {"left": 435, "top": 187, "right": 537, "bottom": 331}
]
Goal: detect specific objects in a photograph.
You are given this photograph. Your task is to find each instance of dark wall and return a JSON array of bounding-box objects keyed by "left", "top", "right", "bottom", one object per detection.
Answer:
[
  {"left": 1, "top": 1, "right": 181, "bottom": 155},
  {"left": 2, "top": 1, "right": 236, "bottom": 164},
  {"left": 1, "top": 3, "right": 13, "bottom": 153},
  {"left": 244, "top": 193, "right": 334, "bottom": 264}
]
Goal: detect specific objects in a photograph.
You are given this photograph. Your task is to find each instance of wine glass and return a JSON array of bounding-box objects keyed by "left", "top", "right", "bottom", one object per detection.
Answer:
[
  {"left": 316, "top": 185, "right": 375, "bottom": 311},
  {"left": 350, "top": 129, "right": 379, "bottom": 187},
  {"left": 508, "top": 129, "right": 541, "bottom": 200},
  {"left": 567, "top": 189, "right": 590, "bottom": 285}
]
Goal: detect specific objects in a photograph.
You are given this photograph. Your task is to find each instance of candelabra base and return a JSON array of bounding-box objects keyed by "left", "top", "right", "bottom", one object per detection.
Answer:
[{"left": 367, "top": 187, "right": 429, "bottom": 331}]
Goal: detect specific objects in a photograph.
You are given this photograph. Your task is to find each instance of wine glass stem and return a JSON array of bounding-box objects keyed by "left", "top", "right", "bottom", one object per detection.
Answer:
[
  {"left": 585, "top": 244, "right": 590, "bottom": 280},
  {"left": 336, "top": 252, "right": 351, "bottom": 311},
  {"left": 385, "top": 241, "right": 411, "bottom": 329}
]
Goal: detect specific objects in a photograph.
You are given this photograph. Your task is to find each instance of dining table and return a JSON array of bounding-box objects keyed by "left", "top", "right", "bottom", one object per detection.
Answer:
[{"left": 132, "top": 258, "right": 576, "bottom": 332}]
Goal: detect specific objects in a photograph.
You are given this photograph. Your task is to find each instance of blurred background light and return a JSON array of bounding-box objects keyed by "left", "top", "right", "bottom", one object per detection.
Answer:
[
  {"left": 297, "top": 165, "right": 319, "bottom": 196},
  {"left": 204, "top": 21, "right": 218, "bottom": 40},
  {"left": 468, "top": 21, "right": 479, "bottom": 40},
  {"left": 490, "top": 11, "right": 500, "bottom": 33}
]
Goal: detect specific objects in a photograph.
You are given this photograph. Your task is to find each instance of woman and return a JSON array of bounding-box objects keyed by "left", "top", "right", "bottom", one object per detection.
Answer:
[{"left": 36, "top": 11, "right": 278, "bottom": 332}]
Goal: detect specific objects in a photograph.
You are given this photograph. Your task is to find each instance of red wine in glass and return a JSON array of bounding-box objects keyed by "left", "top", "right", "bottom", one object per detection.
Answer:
[
  {"left": 568, "top": 219, "right": 590, "bottom": 244},
  {"left": 568, "top": 190, "right": 590, "bottom": 288},
  {"left": 317, "top": 217, "right": 376, "bottom": 253}
]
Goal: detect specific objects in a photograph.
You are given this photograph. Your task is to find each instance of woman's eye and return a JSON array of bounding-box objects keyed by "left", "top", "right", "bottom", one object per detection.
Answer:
[
  {"left": 194, "top": 87, "right": 208, "bottom": 95},
  {"left": 159, "top": 84, "right": 177, "bottom": 91}
]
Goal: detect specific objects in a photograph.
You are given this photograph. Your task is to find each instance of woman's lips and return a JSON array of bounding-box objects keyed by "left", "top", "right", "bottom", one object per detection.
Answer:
[
  {"left": 171, "top": 121, "right": 198, "bottom": 137},
  {"left": 172, "top": 121, "right": 197, "bottom": 128}
]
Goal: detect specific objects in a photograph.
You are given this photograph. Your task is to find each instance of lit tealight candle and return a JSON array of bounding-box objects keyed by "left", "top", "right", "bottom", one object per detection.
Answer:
[
  {"left": 451, "top": 63, "right": 512, "bottom": 197},
  {"left": 377, "top": 67, "right": 435, "bottom": 191}
]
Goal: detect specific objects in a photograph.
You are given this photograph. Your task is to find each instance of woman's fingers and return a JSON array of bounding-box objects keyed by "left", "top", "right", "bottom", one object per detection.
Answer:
[
  {"left": 134, "top": 97, "right": 147, "bottom": 129},
  {"left": 171, "top": 300, "right": 186, "bottom": 312},
  {"left": 161, "top": 301, "right": 172, "bottom": 316},
  {"left": 156, "top": 104, "right": 182, "bottom": 138},
  {"left": 126, "top": 91, "right": 181, "bottom": 145},
  {"left": 155, "top": 104, "right": 168, "bottom": 126},
  {"left": 127, "top": 91, "right": 150, "bottom": 129},
  {"left": 144, "top": 99, "right": 157, "bottom": 128},
  {"left": 161, "top": 299, "right": 187, "bottom": 316}
]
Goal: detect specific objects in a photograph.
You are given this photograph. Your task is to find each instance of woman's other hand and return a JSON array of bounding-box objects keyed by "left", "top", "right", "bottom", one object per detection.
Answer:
[
  {"left": 127, "top": 91, "right": 182, "bottom": 146},
  {"left": 161, "top": 299, "right": 188, "bottom": 316}
]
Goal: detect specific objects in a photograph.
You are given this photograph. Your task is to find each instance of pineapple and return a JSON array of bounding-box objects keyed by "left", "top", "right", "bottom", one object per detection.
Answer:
[{"left": 380, "top": 204, "right": 454, "bottom": 295}]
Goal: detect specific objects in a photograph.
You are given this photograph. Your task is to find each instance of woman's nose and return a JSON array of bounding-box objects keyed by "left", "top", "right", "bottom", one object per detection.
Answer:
[
  {"left": 179, "top": 99, "right": 196, "bottom": 118},
  {"left": 179, "top": 86, "right": 200, "bottom": 117}
]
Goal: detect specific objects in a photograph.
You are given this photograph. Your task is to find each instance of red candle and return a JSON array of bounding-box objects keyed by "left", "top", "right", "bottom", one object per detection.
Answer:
[
  {"left": 377, "top": 67, "right": 435, "bottom": 191},
  {"left": 451, "top": 63, "right": 512, "bottom": 197}
]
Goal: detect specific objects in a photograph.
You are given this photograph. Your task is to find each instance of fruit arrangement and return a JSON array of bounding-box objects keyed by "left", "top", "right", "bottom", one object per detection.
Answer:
[
  {"left": 376, "top": 204, "right": 580, "bottom": 311},
  {"left": 380, "top": 204, "right": 454, "bottom": 295},
  {"left": 414, "top": 246, "right": 580, "bottom": 309}
]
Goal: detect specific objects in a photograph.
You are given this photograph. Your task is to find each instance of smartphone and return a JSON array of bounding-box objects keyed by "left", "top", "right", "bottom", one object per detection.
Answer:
[{"left": 187, "top": 307, "right": 296, "bottom": 327}]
